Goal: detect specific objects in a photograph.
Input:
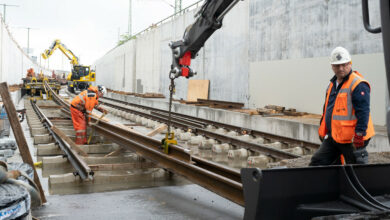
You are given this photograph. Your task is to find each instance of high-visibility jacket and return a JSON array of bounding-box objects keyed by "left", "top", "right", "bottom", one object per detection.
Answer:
[
  {"left": 318, "top": 71, "right": 375, "bottom": 143},
  {"left": 70, "top": 87, "right": 99, "bottom": 115}
]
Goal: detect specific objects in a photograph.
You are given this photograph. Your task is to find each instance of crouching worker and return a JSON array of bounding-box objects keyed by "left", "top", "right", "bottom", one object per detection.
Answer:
[{"left": 70, "top": 85, "right": 107, "bottom": 145}]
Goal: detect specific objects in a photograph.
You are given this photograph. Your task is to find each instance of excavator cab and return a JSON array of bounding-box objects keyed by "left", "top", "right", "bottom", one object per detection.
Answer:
[{"left": 72, "top": 65, "right": 90, "bottom": 80}]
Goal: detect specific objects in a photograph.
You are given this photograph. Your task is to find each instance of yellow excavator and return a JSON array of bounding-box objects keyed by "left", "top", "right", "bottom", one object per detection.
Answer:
[{"left": 41, "top": 39, "right": 96, "bottom": 93}]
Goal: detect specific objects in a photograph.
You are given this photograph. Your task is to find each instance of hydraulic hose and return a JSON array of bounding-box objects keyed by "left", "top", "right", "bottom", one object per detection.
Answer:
[{"left": 0, "top": 167, "right": 42, "bottom": 207}]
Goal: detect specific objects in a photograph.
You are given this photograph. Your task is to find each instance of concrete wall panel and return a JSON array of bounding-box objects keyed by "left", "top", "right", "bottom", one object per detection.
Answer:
[
  {"left": 249, "top": 0, "right": 382, "bottom": 62},
  {"left": 0, "top": 19, "right": 51, "bottom": 84},
  {"left": 249, "top": 53, "right": 386, "bottom": 125},
  {"left": 94, "top": 0, "right": 386, "bottom": 125}
]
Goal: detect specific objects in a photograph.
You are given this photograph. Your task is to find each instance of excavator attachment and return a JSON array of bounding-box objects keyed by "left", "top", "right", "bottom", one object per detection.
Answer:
[
  {"left": 241, "top": 164, "right": 390, "bottom": 220},
  {"left": 169, "top": 0, "right": 242, "bottom": 79}
]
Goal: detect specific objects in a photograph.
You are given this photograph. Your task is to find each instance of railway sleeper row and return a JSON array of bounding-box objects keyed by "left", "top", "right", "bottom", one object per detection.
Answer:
[
  {"left": 98, "top": 100, "right": 316, "bottom": 170},
  {"left": 24, "top": 98, "right": 186, "bottom": 195}
]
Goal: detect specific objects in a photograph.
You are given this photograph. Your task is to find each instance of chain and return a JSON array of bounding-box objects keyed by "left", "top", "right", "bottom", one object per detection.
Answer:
[{"left": 167, "top": 77, "right": 175, "bottom": 135}]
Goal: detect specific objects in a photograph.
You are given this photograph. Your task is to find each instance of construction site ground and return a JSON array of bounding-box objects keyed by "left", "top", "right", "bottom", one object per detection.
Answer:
[
  {"left": 5, "top": 89, "right": 390, "bottom": 219},
  {"left": 7, "top": 91, "right": 243, "bottom": 219}
]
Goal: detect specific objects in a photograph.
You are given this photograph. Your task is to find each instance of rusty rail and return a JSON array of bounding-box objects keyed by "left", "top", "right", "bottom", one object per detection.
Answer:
[
  {"left": 46, "top": 81, "right": 244, "bottom": 205},
  {"left": 30, "top": 100, "right": 92, "bottom": 180},
  {"left": 100, "top": 97, "right": 320, "bottom": 151},
  {"left": 100, "top": 99, "right": 299, "bottom": 159}
]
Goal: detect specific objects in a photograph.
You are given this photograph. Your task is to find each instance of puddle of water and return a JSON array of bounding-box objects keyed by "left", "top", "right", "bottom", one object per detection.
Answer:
[{"left": 49, "top": 170, "right": 190, "bottom": 195}]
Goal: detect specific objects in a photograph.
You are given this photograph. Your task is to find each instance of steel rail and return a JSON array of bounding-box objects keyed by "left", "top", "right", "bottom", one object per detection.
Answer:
[
  {"left": 101, "top": 101, "right": 203, "bottom": 128},
  {"left": 46, "top": 83, "right": 244, "bottom": 205},
  {"left": 100, "top": 97, "right": 320, "bottom": 150},
  {"left": 101, "top": 99, "right": 299, "bottom": 159},
  {"left": 30, "top": 100, "right": 92, "bottom": 180},
  {"left": 91, "top": 120, "right": 244, "bottom": 205}
]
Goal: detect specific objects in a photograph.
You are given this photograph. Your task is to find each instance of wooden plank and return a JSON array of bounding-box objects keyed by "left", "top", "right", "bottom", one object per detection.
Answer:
[
  {"left": 51, "top": 126, "right": 88, "bottom": 157},
  {"left": 197, "top": 99, "right": 244, "bottom": 109},
  {"left": 104, "top": 124, "right": 166, "bottom": 157},
  {"left": 231, "top": 109, "right": 259, "bottom": 115},
  {"left": 187, "top": 80, "right": 209, "bottom": 102},
  {"left": 145, "top": 124, "right": 167, "bottom": 137},
  {"left": 0, "top": 82, "right": 46, "bottom": 203},
  {"left": 264, "top": 105, "right": 285, "bottom": 112},
  {"left": 89, "top": 162, "right": 156, "bottom": 171},
  {"left": 104, "top": 148, "right": 125, "bottom": 157}
]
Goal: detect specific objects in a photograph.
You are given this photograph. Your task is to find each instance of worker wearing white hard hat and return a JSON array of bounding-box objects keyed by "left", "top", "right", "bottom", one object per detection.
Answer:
[{"left": 310, "top": 47, "right": 375, "bottom": 166}]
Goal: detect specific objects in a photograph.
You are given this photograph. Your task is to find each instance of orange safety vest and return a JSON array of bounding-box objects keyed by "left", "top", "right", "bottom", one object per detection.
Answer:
[
  {"left": 71, "top": 87, "right": 99, "bottom": 115},
  {"left": 318, "top": 71, "right": 375, "bottom": 143}
]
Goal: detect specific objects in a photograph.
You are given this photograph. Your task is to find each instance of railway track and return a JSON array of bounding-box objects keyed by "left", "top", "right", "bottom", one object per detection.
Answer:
[
  {"left": 25, "top": 90, "right": 176, "bottom": 195},
  {"left": 97, "top": 96, "right": 320, "bottom": 168},
  {"left": 36, "top": 84, "right": 390, "bottom": 219},
  {"left": 44, "top": 83, "right": 244, "bottom": 205},
  {"left": 44, "top": 84, "right": 320, "bottom": 205}
]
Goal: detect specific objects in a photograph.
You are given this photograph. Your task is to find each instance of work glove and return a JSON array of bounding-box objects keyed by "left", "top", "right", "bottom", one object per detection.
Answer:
[
  {"left": 352, "top": 133, "right": 364, "bottom": 148},
  {"left": 319, "top": 135, "right": 324, "bottom": 143}
]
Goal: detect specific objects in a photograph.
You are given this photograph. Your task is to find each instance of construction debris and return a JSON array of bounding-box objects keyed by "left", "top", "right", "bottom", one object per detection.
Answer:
[
  {"left": 180, "top": 98, "right": 244, "bottom": 109},
  {"left": 107, "top": 89, "right": 165, "bottom": 98},
  {"left": 257, "top": 105, "right": 308, "bottom": 117}
]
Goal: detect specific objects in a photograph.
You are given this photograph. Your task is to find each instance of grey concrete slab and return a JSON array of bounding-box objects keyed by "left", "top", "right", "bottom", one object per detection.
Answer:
[
  {"left": 34, "top": 134, "right": 52, "bottom": 144},
  {"left": 32, "top": 184, "right": 244, "bottom": 220},
  {"left": 31, "top": 127, "right": 48, "bottom": 136}
]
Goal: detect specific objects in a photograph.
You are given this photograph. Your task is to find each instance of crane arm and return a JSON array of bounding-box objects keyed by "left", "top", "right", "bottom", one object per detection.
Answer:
[
  {"left": 169, "top": 0, "right": 242, "bottom": 79},
  {"left": 163, "top": 0, "right": 243, "bottom": 153},
  {"left": 41, "top": 39, "right": 79, "bottom": 66}
]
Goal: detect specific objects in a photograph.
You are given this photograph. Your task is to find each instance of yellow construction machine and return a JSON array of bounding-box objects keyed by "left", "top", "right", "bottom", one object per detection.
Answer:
[
  {"left": 41, "top": 39, "right": 95, "bottom": 93},
  {"left": 21, "top": 68, "right": 61, "bottom": 100}
]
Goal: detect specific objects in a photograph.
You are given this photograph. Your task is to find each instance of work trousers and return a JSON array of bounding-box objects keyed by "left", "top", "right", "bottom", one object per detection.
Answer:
[
  {"left": 309, "top": 135, "right": 370, "bottom": 166},
  {"left": 70, "top": 107, "right": 87, "bottom": 145}
]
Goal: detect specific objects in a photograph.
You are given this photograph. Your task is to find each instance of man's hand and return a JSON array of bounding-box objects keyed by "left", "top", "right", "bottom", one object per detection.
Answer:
[
  {"left": 319, "top": 135, "right": 324, "bottom": 143},
  {"left": 353, "top": 133, "right": 364, "bottom": 148}
]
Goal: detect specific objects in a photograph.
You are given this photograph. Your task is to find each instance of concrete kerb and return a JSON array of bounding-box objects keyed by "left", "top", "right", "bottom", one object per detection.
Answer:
[
  {"left": 31, "top": 127, "right": 48, "bottom": 136},
  {"left": 36, "top": 143, "right": 119, "bottom": 156},
  {"left": 34, "top": 134, "right": 52, "bottom": 144},
  {"left": 48, "top": 168, "right": 169, "bottom": 185}
]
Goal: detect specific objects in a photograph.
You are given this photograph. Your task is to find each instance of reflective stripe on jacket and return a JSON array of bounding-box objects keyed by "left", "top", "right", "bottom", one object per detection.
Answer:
[
  {"left": 318, "top": 71, "right": 375, "bottom": 143},
  {"left": 70, "top": 88, "right": 99, "bottom": 114}
]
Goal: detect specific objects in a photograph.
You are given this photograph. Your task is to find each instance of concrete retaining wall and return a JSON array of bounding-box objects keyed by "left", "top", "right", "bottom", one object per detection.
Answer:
[
  {"left": 94, "top": 0, "right": 386, "bottom": 125},
  {"left": 0, "top": 16, "right": 51, "bottom": 84}
]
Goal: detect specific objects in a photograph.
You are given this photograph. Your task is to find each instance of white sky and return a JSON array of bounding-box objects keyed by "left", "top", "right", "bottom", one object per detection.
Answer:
[{"left": 5, "top": 0, "right": 200, "bottom": 71}]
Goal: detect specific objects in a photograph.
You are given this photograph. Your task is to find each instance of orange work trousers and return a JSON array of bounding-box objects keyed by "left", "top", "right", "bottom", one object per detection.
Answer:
[{"left": 70, "top": 107, "right": 87, "bottom": 145}]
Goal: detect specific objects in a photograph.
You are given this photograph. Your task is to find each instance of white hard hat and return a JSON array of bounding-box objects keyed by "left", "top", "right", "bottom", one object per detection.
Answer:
[
  {"left": 330, "top": 47, "right": 351, "bottom": 64},
  {"left": 98, "top": 85, "right": 107, "bottom": 96}
]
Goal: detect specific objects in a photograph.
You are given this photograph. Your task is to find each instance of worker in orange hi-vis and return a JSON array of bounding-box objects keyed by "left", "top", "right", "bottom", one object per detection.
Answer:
[
  {"left": 26, "top": 68, "right": 35, "bottom": 78},
  {"left": 70, "top": 85, "right": 108, "bottom": 145}
]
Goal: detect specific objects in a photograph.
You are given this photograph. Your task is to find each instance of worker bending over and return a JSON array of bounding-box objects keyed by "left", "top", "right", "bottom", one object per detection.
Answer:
[
  {"left": 310, "top": 47, "right": 375, "bottom": 166},
  {"left": 70, "top": 85, "right": 107, "bottom": 145}
]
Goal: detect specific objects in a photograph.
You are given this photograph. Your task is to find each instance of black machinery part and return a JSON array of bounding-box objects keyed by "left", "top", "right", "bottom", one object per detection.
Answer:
[{"left": 241, "top": 164, "right": 390, "bottom": 220}]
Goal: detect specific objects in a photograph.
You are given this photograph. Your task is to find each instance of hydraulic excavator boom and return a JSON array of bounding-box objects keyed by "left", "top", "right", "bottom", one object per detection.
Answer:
[
  {"left": 42, "top": 39, "right": 79, "bottom": 66},
  {"left": 41, "top": 39, "right": 96, "bottom": 93},
  {"left": 169, "top": 0, "right": 242, "bottom": 79}
]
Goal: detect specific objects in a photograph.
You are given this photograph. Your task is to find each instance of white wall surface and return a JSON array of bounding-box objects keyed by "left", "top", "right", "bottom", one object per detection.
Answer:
[
  {"left": 249, "top": 53, "right": 386, "bottom": 125},
  {"left": 94, "top": 0, "right": 386, "bottom": 125},
  {"left": 0, "top": 17, "right": 51, "bottom": 85}
]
